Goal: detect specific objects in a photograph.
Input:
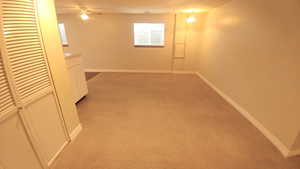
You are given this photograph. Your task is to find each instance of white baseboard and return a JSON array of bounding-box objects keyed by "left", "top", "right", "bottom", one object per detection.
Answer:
[
  {"left": 172, "top": 71, "right": 196, "bottom": 74},
  {"left": 70, "top": 123, "right": 82, "bottom": 141},
  {"left": 85, "top": 69, "right": 172, "bottom": 73},
  {"left": 48, "top": 141, "right": 68, "bottom": 166},
  {"left": 84, "top": 69, "right": 196, "bottom": 75},
  {"left": 195, "top": 72, "right": 300, "bottom": 158},
  {"left": 288, "top": 148, "right": 300, "bottom": 157},
  {"left": 47, "top": 124, "right": 82, "bottom": 166}
]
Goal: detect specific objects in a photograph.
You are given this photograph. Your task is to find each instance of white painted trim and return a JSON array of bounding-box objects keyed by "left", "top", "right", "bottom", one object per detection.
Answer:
[
  {"left": 84, "top": 69, "right": 196, "bottom": 75},
  {"left": 195, "top": 72, "right": 300, "bottom": 158},
  {"left": 288, "top": 149, "right": 300, "bottom": 157},
  {"left": 172, "top": 71, "right": 196, "bottom": 74},
  {"left": 85, "top": 69, "right": 172, "bottom": 73},
  {"left": 70, "top": 123, "right": 82, "bottom": 141},
  {"left": 47, "top": 124, "right": 82, "bottom": 166},
  {"left": 47, "top": 141, "right": 68, "bottom": 166}
]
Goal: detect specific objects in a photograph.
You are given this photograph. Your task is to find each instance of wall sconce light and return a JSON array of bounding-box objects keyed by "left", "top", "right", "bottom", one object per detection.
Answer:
[
  {"left": 186, "top": 15, "right": 196, "bottom": 23},
  {"left": 80, "top": 10, "right": 89, "bottom": 20}
]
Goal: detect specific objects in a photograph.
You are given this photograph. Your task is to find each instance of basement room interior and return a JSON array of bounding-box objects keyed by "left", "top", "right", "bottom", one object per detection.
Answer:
[{"left": 1, "top": 0, "right": 300, "bottom": 169}]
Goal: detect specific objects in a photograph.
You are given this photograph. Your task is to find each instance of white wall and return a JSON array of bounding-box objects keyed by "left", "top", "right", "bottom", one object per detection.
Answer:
[
  {"left": 58, "top": 14, "right": 174, "bottom": 71},
  {"left": 57, "top": 13, "right": 206, "bottom": 72},
  {"left": 198, "top": 0, "right": 300, "bottom": 155},
  {"left": 172, "top": 13, "right": 207, "bottom": 72}
]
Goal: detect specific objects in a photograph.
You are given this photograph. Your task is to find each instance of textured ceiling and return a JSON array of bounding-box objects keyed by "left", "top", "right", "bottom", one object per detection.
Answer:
[{"left": 55, "top": 0, "right": 230, "bottom": 14}]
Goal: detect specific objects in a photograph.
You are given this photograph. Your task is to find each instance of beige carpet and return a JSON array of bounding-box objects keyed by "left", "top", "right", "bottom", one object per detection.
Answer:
[{"left": 52, "top": 73, "right": 300, "bottom": 169}]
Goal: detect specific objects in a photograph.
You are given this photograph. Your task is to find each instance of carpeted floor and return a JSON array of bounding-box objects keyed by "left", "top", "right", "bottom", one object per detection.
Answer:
[{"left": 52, "top": 73, "right": 300, "bottom": 169}]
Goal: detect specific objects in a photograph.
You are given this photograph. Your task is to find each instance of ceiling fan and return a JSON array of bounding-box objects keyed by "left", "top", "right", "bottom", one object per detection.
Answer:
[{"left": 57, "top": 6, "right": 103, "bottom": 15}]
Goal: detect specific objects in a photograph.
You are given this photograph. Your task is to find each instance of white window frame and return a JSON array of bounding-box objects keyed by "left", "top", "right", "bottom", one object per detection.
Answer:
[
  {"left": 133, "top": 23, "right": 165, "bottom": 47},
  {"left": 58, "top": 23, "right": 69, "bottom": 46}
]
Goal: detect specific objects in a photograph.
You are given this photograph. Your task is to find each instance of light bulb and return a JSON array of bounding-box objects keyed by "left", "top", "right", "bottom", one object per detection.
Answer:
[
  {"left": 80, "top": 12, "right": 89, "bottom": 20},
  {"left": 186, "top": 15, "right": 196, "bottom": 23}
]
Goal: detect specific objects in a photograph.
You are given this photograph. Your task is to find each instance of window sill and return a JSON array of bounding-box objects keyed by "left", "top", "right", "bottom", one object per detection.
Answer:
[{"left": 134, "top": 45, "right": 165, "bottom": 48}]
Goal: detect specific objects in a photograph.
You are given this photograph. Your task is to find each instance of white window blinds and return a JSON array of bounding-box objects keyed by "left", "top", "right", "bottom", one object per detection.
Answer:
[{"left": 133, "top": 23, "right": 165, "bottom": 46}]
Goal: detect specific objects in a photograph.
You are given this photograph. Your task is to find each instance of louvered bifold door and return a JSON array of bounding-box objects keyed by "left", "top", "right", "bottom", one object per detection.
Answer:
[
  {"left": 0, "top": 0, "right": 69, "bottom": 167},
  {"left": 0, "top": 51, "right": 43, "bottom": 169}
]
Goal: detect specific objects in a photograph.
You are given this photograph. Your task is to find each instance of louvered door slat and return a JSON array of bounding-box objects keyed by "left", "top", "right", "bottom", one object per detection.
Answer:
[
  {"left": 3, "top": 15, "right": 35, "bottom": 19},
  {"left": 0, "top": 92, "right": 12, "bottom": 101},
  {"left": 9, "top": 50, "right": 40, "bottom": 58},
  {"left": 13, "top": 0, "right": 34, "bottom": 2},
  {"left": 14, "top": 69, "right": 47, "bottom": 80},
  {"left": 6, "top": 47, "right": 41, "bottom": 56},
  {"left": 13, "top": 69, "right": 47, "bottom": 82},
  {"left": 7, "top": 42, "right": 40, "bottom": 50},
  {"left": 4, "top": 25, "right": 36, "bottom": 29},
  {"left": 3, "top": 20, "right": 36, "bottom": 25},
  {"left": 10, "top": 54, "right": 42, "bottom": 63},
  {"left": 4, "top": 16, "right": 35, "bottom": 20},
  {"left": 0, "top": 99, "right": 14, "bottom": 112},
  {"left": 20, "top": 81, "right": 49, "bottom": 99},
  {"left": 3, "top": 0, "right": 33, "bottom": 5},
  {"left": 3, "top": 11, "right": 35, "bottom": 16},
  {"left": 11, "top": 54, "right": 43, "bottom": 65},
  {"left": 7, "top": 44, "right": 40, "bottom": 52},
  {"left": 2, "top": 5, "right": 34, "bottom": 10},
  {"left": 0, "top": 85, "right": 10, "bottom": 93},
  {"left": 0, "top": 75, "right": 8, "bottom": 83},
  {"left": 3, "top": 17, "right": 36, "bottom": 21},
  {"left": 4, "top": 24, "right": 36, "bottom": 28},
  {"left": 18, "top": 79, "right": 49, "bottom": 96},
  {"left": 4, "top": 32, "right": 38, "bottom": 38},
  {"left": 3, "top": 1, "right": 33, "bottom": 7},
  {"left": 0, "top": 79, "right": 9, "bottom": 87},
  {"left": 0, "top": 56, "right": 15, "bottom": 116},
  {"left": 2, "top": 0, "right": 51, "bottom": 101},
  {"left": 4, "top": 10, "right": 34, "bottom": 14},
  {"left": 4, "top": 26, "right": 37, "bottom": 31},
  {"left": 16, "top": 73, "right": 48, "bottom": 87},
  {"left": 0, "top": 75, "right": 6, "bottom": 81},
  {"left": 10, "top": 55, "right": 44, "bottom": 65},
  {"left": 6, "top": 38, "right": 39, "bottom": 45},
  {"left": 11, "top": 60, "right": 46, "bottom": 72},
  {"left": 5, "top": 31, "right": 38, "bottom": 37}
]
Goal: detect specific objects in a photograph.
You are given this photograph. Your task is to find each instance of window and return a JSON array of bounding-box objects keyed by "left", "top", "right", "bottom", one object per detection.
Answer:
[
  {"left": 58, "top": 23, "right": 69, "bottom": 46},
  {"left": 133, "top": 23, "right": 165, "bottom": 47}
]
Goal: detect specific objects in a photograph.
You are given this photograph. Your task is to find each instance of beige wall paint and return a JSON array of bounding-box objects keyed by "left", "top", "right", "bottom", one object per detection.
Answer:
[
  {"left": 172, "top": 13, "right": 207, "bottom": 71},
  {"left": 37, "top": 0, "right": 81, "bottom": 135},
  {"left": 58, "top": 13, "right": 205, "bottom": 72},
  {"left": 198, "top": 0, "right": 300, "bottom": 151},
  {"left": 183, "top": 13, "right": 207, "bottom": 71},
  {"left": 58, "top": 14, "right": 174, "bottom": 71}
]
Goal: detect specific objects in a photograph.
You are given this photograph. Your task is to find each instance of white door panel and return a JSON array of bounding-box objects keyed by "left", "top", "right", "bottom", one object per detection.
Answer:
[
  {"left": 0, "top": 113, "right": 43, "bottom": 169},
  {"left": 23, "top": 91, "right": 67, "bottom": 164}
]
